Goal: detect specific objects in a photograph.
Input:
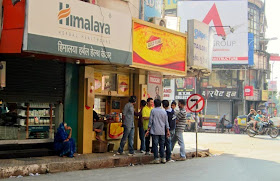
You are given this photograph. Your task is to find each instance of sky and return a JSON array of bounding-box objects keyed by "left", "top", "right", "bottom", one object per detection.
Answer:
[{"left": 266, "top": 0, "right": 280, "bottom": 90}]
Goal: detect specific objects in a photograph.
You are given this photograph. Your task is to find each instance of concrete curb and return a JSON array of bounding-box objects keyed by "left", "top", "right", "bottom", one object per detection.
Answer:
[{"left": 0, "top": 149, "right": 209, "bottom": 179}]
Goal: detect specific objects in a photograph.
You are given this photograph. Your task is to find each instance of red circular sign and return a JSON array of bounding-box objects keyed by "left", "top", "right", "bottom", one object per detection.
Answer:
[{"left": 186, "top": 94, "right": 205, "bottom": 113}]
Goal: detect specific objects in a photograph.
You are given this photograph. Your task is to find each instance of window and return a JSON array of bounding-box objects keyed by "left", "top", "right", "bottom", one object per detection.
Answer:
[{"left": 248, "top": 3, "right": 262, "bottom": 50}]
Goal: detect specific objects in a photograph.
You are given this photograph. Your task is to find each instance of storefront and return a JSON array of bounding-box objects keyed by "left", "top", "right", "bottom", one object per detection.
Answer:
[
  {"left": 200, "top": 88, "right": 241, "bottom": 122},
  {"left": 0, "top": 57, "right": 65, "bottom": 142},
  {"left": 0, "top": 0, "right": 133, "bottom": 155}
]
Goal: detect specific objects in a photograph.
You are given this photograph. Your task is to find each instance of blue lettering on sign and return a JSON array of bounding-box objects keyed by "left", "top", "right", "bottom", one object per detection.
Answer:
[
  {"left": 194, "top": 29, "right": 208, "bottom": 40},
  {"left": 167, "top": 0, "right": 177, "bottom": 4}
]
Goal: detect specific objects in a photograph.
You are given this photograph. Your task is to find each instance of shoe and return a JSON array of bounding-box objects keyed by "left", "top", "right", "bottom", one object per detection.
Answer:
[
  {"left": 161, "top": 158, "right": 166, "bottom": 163},
  {"left": 140, "top": 150, "right": 145, "bottom": 153},
  {"left": 116, "top": 152, "right": 124, "bottom": 155},
  {"left": 150, "top": 159, "right": 160, "bottom": 164},
  {"left": 128, "top": 153, "right": 135, "bottom": 156},
  {"left": 167, "top": 159, "right": 175, "bottom": 163},
  {"left": 145, "top": 151, "right": 151, "bottom": 155},
  {"left": 177, "top": 157, "right": 186, "bottom": 161}
]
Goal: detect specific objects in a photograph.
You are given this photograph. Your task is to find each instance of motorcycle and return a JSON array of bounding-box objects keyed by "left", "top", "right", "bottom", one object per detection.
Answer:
[{"left": 245, "top": 120, "right": 279, "bottom": 138}]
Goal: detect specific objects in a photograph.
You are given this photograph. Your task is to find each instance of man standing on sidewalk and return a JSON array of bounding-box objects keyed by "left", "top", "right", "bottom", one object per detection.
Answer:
[
  {"left": 117, "top": 96, "right": 137, "bottom": 156},
  {"left": 171, "top": 99, "right": 187, "bottom": 161},
  {"left": 142, "top": 98, "right": 153, "bottom": 155},
  {"left": 145, "top": 99, "right": 170, "bottom": 164},
  {"left": 134, "top": 100, "right": 147, "bottom": 153},
  {"left": 162, "top": 100, "right": 175, "bottom": 163}
]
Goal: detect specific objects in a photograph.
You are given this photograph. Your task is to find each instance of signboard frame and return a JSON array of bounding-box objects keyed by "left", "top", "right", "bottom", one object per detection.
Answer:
[{"left": 131, "top": 18, "right": 187, "bottom": 76}]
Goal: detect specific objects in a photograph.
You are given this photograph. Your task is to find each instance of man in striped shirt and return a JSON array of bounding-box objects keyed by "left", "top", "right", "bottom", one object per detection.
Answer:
[{"left": 171, "top": 99, "right": 187, "bottom": 161}]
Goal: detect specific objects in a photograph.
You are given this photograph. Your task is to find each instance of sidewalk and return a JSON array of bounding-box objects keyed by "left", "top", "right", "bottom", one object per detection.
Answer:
[{"left": 0, "top": 147, "right": 209, "bottom": 179}]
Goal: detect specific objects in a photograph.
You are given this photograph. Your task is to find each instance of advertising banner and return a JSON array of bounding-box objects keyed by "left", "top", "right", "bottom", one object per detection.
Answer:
[
  {"left": 187, "top": 19, "right": 213, "bottom": 72},
  {"left": 262, "top": 90, "right": 268, "bottom": 101},
  {"left": 175, "top": 78, "right": 195, "bottom": 100},
  {"left": 177, "top": 1, "right": 248, "bottom": 65},
  {"left": 244, "top": 86, "right": 254, "bottom": 96},
  {"left": 94, "top": 72, "right": 102, "bottom": 93},
  {"left": 202, "top": 122, "right": 216, "bottom": 130},
  {"left": 248, "top": 33, "right": 254, "bottom": 66},
  {"left": 268, "top": 81, "right": 277, "bottom": 91},
  {"left": 132, "top": 19, "right": 187, "bottom": 75},
  {"left": 144, "top": 0, "right": 163, "bottom": 21},
  {"left": 164, "top": 0, "right": 177, "bottom": 15},
  {"left": 201, "top": 88, "right": 239, "bottom": 100},
  {"left": 23, "top": 0, "right": 132, "bottom": 65},
  {"left": 163, "top": 79, "right": 175, "bottom": 101},
  {"left": 147, "top": 73, "right": 163, "bottom": 100},
  {"left": 118, "top": 75, "right": 129, "bottom": 96}
]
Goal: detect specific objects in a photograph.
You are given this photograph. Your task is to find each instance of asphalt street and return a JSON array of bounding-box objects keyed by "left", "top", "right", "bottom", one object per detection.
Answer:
[{"left": 4, "top": 133, "right": 280, "bottom": 181}]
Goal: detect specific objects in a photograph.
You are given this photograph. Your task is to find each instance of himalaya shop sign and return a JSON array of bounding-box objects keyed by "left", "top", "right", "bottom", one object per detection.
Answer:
[
  {"left": 175, "top": 78, "right": 195, "bottom": 100},
  {"left": 177, "top": 1, "right": 248, "bottom": 65},
  {"left": 23, "top": 0, "right": 132, "bottom": 65}
]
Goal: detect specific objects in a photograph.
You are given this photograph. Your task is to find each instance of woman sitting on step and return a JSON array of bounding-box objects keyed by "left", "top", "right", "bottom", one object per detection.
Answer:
[{"left": 54, "top": 123, "right": 76, "bottom": 158}]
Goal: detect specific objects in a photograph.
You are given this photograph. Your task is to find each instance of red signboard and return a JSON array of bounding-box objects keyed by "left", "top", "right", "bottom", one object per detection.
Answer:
[
  {"left": 202, "top": 122, "right": 216, "bottom": 130},
  {"left": 244, "top": 86, "right": 254, "bottom": 96}
]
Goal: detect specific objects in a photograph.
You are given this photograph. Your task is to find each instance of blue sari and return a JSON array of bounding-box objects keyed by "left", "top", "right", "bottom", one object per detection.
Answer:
[{"left": 54, "top": 123, "right": 76, "bottom": 158}]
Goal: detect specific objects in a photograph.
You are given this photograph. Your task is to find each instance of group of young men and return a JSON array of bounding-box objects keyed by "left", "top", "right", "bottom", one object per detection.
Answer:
[
  {"left": 248, "top": 109, "right": 266, "bottom": 132},
  {"left": 117, "top": 96, "right": 187, "bottom": 164}
]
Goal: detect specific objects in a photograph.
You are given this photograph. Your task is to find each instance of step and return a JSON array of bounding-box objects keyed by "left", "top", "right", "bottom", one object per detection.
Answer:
[{"left": 0, "top": 148, "right": 56, "bottom": 159}]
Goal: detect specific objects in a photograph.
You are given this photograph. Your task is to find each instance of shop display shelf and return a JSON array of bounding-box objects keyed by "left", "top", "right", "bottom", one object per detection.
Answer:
[
  {"left": 22, "top": 124, "right": 55, "bottom": 127},
  {"left": 19, "top": 116, "right": 55, "bottom": 118},
  {"left": 19, "top": 106, "right": 56, "bottom": 109}
]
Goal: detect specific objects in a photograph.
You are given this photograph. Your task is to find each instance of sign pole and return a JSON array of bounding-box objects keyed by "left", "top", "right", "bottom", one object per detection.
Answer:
[
  {"left": 195, "top": 76, "right": 198, "bottom": 157},
  {"left": 186, "top": 91, "right": 205, "bottom": 158}
]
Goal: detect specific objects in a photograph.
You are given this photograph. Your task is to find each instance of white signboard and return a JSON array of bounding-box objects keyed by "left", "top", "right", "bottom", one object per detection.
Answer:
[
  {"left": 23, "top": 0, "right": 132, "bottom": 64},
  {"left": 165, "top": 16, "right": 180, "bottom": 31},
  {"left": 163, "top": 79, "right": 175, "bottom": 101},
  {"left": 188, "top": 19, "right": 213, "bottom": 72},
  {"left": 178, "top": 1, "right": 248, "bottom": 65}
]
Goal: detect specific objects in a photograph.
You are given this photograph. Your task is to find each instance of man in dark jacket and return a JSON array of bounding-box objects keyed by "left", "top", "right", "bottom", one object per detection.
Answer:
[{"left": 162, "top": 100, "right": 175, "bottom": 163}]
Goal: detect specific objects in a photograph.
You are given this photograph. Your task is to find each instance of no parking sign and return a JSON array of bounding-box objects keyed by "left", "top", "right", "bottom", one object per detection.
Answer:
[{"left": 186, "top": 94, "right": 205, "bottom": 113}]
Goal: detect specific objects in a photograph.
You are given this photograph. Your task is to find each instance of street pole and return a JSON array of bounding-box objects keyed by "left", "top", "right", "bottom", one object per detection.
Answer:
[
  {"left": 140, "top": 0, "right": 145, "bottom": 20},
  {"left": 243, "top": 67, "right": 247, "bottom": 115},
  {"left": 195, "top": 75, "right": 198, "bottom": 157}
]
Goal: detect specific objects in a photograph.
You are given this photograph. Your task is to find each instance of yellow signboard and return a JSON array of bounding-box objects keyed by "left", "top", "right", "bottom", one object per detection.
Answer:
[
  {"left": 118, "top": 74, "right": 129, "bottom": 96},
  {"left": 165, "top": 0, "right": 177, "bottom": 10},
  {"left": 262, "top": 90, "right": 268, "bottom": 101},
  {"left": 94, "top": 72, "right": 102, "bottom": 93},
  {"left": 132, "top": 19, "right": 187, "bottom": 75}
]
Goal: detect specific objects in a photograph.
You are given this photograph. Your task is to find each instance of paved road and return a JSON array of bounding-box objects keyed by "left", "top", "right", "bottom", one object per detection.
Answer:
[{"left": 5, "top": 133, "right": 280, "bottom": 181}]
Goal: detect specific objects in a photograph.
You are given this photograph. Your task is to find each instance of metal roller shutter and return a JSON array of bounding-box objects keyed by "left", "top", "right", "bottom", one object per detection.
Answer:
[{"left": 0, "top": 58, "right": 65, "bottom": 103}]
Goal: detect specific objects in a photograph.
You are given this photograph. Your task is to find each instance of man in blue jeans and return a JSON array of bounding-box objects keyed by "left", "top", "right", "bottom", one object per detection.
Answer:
[
  {"left": 134, "top": 100, "right": 147, "bottom": 153},
  {"left": 145, "top": 99, "right": 170, "bottom": 164},
  {"left": 162, "top": 100, "right": 176, "bottom": 163},
  {"left": 171, "top": 99, "right": 187, "bottom": 161},
  {"left": 117, "top": 96, "right": 137, "bottom": 156}
]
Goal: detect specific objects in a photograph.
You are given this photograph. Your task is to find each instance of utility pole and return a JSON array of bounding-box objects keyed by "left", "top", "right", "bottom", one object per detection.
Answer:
[{"left": 140, "top": 0, "right": 145, "bottom": 20}]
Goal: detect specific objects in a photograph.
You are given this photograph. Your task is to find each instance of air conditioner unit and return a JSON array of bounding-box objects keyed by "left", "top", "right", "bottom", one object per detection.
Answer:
[{"left": 148, "top": 17, "right": 166, "bottom": 27}]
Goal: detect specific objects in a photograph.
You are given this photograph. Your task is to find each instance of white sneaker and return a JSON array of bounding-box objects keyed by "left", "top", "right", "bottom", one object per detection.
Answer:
[
  {"left": 128, "top": 153, "right": 135, "bottom": 156},
  {"left": 145, "top": 151, "right": 151, "bottom": 155},
  {"left": 116, "top": 151, "right": 124, "bottom": 155},
  {"left": 167, "top": 159, "right": 175, "bottom": 163},
  {"left": 161, "top": 158, "right": 166, "bottom": 163},
  {"left": 150, "top": 159, "right": 160, "bottom": 164}
]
